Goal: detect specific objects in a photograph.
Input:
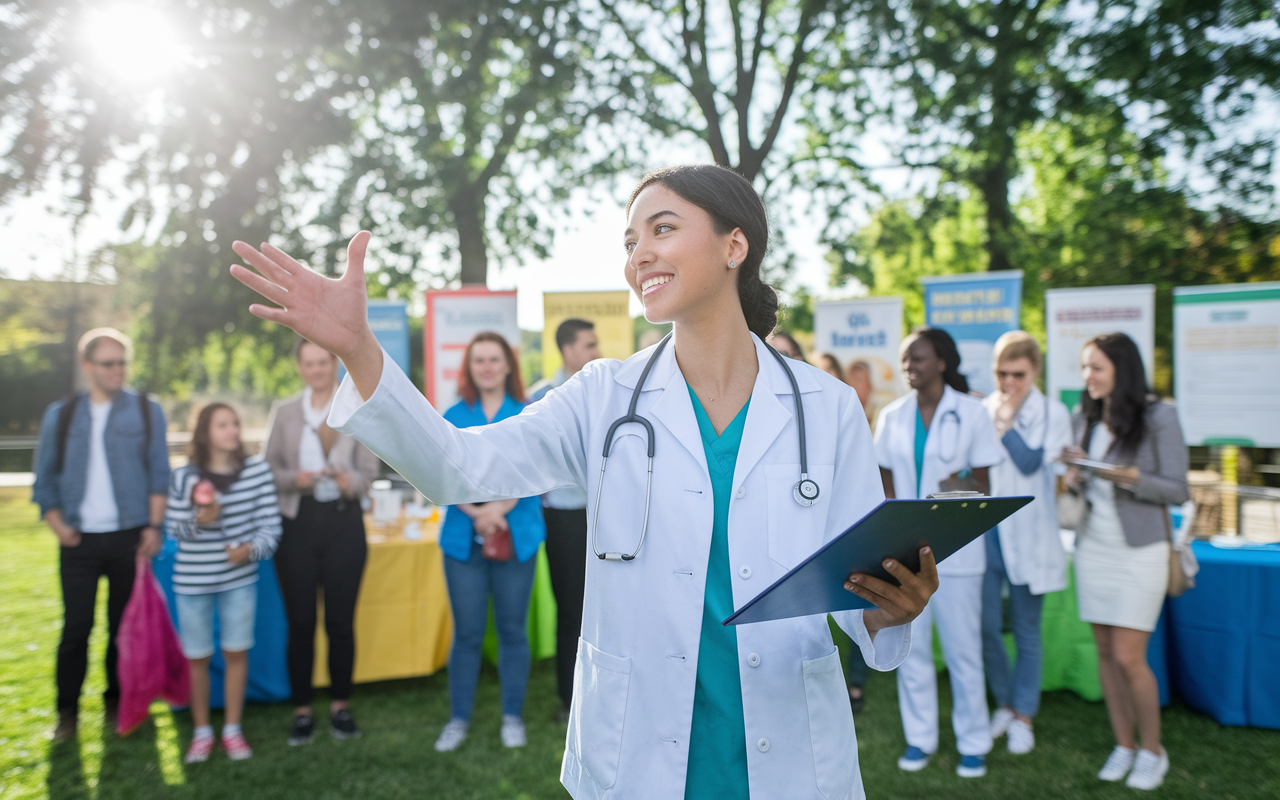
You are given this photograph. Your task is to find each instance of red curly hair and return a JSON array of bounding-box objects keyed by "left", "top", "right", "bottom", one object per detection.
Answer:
[{"left": 456, "top": 331, "right": 525, "bottom": 405}]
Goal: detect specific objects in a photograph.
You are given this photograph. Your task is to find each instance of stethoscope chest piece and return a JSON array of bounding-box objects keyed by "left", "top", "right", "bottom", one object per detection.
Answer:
[{"left": 793, "top": 476, "right": 820, "bottom": 507}]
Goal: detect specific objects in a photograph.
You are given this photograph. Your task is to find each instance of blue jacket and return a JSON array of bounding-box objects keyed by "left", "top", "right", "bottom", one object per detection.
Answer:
[
  {"left": 32, "top": 390, "right": 170, "bottom": 531},
  {"left": 439, "top": 396, "right": 547, "bottom": 563}
]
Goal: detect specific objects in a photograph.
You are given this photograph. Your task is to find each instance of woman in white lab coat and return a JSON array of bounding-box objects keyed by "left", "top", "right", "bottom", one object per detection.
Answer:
[
  {"left": 980, "top": 332, "right": 1072, "bottom": 756},
  {"left": 875, "top": 327, "right": 1004, "bottom": 779},
  {"left": 230, "top": 164, "right": 938, "bottom": 800}
]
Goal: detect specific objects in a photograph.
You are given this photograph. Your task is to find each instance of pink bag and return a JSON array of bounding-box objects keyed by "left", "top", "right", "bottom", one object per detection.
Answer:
[{"left": 116, "top": 558, "right": 190, "bottom": 736}]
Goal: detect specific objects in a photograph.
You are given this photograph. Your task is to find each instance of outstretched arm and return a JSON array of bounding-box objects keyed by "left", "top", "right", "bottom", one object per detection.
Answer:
[{"left": 229, "top": 232, "right": 383, "bottom": 400}]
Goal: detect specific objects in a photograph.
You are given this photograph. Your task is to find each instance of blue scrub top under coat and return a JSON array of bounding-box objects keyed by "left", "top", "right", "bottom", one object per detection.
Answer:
[
  {"left": 439, "top": 396, "right": 547, "bottom": 563},
  {"left": 684, "top": 386, "right": 751, "bottom": 800},
  {"left": 914, "top": 408, "right": 928, "bottom": 498}
]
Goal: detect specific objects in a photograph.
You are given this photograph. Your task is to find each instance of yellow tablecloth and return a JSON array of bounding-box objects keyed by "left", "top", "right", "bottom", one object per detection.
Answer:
[{"left": 313, "top": 518, "right": 453, "bottom": 686}]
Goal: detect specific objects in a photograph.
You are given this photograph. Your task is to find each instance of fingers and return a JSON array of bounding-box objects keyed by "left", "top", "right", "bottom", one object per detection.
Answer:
[
  {"left": 917, "top": 546, "right": 939, "bottom": 588},
  {"left": 344, "top": 231, "right": 371, "bottom": 283},
  {"left": 247, "top": 303, "right": 292, "bottom": 326},
  {"left": 229, "top": 264, "right": 290, "bottom": 307},
  {"left": 232, "top": 240, "right": 297, "bottom": 287}
]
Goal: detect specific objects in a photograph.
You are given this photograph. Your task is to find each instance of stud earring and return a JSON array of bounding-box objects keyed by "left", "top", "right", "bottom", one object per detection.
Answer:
[{"left": 729, "top": 260, "right": 737, "bottom": 269}]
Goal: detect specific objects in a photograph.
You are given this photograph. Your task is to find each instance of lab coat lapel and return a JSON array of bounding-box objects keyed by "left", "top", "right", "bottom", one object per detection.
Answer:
[
  {"left": 732, "top": 337, "right": 791, "bottom": 494},
  {"left": 646, "top": 344, "right": 710, "bottom": 475}
]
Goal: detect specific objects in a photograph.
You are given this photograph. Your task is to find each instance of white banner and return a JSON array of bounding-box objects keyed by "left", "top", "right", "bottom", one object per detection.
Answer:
[
  {"left": 1174, "top": 282, "right": 1280, "bottom": 447},
  {"left": 424, "top": 289, "right": 520, "bottom": 410},
  {"left": 813, "top": 297, "right": 904, "bottom": 424},
  {"left": 1045, "top": 285, "right": 1155, "bottom": 412}
]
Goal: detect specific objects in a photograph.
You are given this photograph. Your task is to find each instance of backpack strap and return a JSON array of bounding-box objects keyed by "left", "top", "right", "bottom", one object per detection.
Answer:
[
  {"left": 55, "top": 392, "right": 83, "bottom": 475},
  {"left": 138, "top": 391, "right": 153, "bottom": 474}
]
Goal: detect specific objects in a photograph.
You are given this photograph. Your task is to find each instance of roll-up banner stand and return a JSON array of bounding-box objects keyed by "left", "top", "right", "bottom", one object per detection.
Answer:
[
  {"left": 1174, "top": 282, "right": 1280, "bottom": 447},
  {"left": 1045, "top": 285, "right": 1155, "bottom": 412},
  {"left": 921, "top": 271, "right": 1023, "bottom": 396},
  {"left": 338, "top": 299, "right": 412, "bottom": 384},
  {"left": 424, "top": 289, "right": 520, "bottom": 410},
  {"left": 541, "top": 291, "right": 634, "bottom": 377},
  {"left": 813, "top": 297, "right": 905, "bottom": 423}
]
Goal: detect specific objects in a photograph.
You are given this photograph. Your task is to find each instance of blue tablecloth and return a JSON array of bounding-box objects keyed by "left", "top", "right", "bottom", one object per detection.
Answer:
[
  {"left": 153, "top": 538, "right": 292, "bottom": 707},
  {"left": 1165, "top": 541, "right": 1280, "bottom": 729}
]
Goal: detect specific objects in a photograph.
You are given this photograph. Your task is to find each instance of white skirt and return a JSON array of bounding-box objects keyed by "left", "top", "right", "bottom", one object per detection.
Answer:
[{"left": 1075, "top": 529, "right": 1169, "bottom": 633}]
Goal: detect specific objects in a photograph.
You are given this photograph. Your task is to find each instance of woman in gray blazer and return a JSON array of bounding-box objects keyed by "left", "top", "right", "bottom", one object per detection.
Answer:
[
  {"left": 1062, "top": 332, "right": 1188, "bottom": 791},
  {"left": 264, "top": 339, "right": 380, "bottom": 746}
]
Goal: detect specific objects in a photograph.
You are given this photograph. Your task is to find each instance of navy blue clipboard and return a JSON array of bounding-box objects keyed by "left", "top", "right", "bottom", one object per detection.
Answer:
[{"left": 723, "top": 495, "right": 1033, "bottom": 626}]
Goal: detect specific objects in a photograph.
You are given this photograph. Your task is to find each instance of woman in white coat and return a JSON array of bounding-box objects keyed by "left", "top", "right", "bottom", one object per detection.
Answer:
[
  {"left": 980, "top": 332, "right": 1072, "bottom": 755},
  {"left": 875, "top": 327, "right": 1003, "bottom": 779},
  {"left": 229, "top": 164, "right": 938, "bottom": 800}
]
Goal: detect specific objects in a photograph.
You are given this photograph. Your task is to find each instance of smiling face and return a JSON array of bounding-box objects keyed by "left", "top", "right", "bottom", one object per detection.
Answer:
[
  {"left": 207, "top": 407, "right": 242, "bottom": 456},
  {"left": 1081, "top": 344, "right": 1116, "bottom": 402},
  {"left": 623, "top": 184, "right": 748, "bottom": 327},
  {"left": 468, "top": 340, "right": 510, "bottom": 395},
  {"left": 81, "top": 339, "right": 128, "bottom": 395},
  {"left": 901, "top": 336, "right": 946, "bottom": 392}
]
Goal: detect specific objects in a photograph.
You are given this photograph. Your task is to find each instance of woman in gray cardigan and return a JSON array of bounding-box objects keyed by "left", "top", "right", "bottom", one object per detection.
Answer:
[
  {"left": 1062, "top": 333, "right": 1188, "bottom": 792},
  {"left": 265, "top": 339, "right": 380, "bottom": 746}
]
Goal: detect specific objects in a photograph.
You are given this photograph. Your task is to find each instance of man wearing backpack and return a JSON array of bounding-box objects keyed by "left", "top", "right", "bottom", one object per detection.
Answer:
[{"left": 32, "top": 328, "right": 169, "bottom": 741}]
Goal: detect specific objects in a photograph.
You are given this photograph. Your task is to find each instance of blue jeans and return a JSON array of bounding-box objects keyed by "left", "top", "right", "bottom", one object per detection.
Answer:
[
  {"left": 175, "top": 584, "right": 258, "bottom": 659},
  {"left": 443, "top": 541, "right": 537, "bottom": 720},
  {"left": 981, "top": 528, "right": 1045, "bottom": 718}
]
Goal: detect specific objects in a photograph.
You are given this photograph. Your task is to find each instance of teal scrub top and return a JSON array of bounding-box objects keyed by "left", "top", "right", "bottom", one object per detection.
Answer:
[
  {"left": 914, "top": 407, "right": 928, "bottom": 498},
  {"left": 684, "top": 386, "right": 751, "bottom": 800}
]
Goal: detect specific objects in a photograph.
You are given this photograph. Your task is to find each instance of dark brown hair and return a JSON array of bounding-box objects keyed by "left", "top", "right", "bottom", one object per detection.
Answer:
[
  {"left": 457, "top": 332, "right": 526, "bottom": 406},
  {"left": 627, "top": 164, "right": 777, "bottom": 340},
  {"left": 1080, "top": 332, "right": 1150, "bottom": 452},
  {"left": 903, "top": 327, "right": 970, "bottom": 394},
  {"left": 188, "top": 403, "right": 246, "bottom": 471}
]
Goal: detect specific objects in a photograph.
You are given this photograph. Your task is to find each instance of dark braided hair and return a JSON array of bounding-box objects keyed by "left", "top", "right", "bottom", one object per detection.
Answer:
[
  {"left": 904, "top": 326, "right": 970, "bottom": 394},
  {"left": 627, "top": 165, "right": 778, "bottom": 340}
]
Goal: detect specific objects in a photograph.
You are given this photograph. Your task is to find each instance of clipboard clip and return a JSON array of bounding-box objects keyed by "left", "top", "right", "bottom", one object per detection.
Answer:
[{"left": 925, "top": 491, "right": 986, "bottom": 499}]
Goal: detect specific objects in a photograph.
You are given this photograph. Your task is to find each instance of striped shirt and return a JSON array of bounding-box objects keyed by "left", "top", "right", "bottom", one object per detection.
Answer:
[{"left": 166, "top": 456, "right": 282, "bottom": 595}]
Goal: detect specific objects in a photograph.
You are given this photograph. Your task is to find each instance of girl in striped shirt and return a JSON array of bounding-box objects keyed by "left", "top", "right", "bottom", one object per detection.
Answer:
[{"left": 166, "top": 402, "right": 281, "bottom": 763}]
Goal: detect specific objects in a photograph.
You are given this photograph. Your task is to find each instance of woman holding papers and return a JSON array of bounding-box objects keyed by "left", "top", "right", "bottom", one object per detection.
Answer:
[
  {"left": 1062, "top": 332, "right": 1188, "bottom": 790},
  {"left": 980, "top": 332, "right": 1072, "bottom": 756},
  {"left": 875, "top": 327, "right": 1004, "bottom": 779},
  {"left": 230, "top": 164, "right": 938, "bottom": 800}
]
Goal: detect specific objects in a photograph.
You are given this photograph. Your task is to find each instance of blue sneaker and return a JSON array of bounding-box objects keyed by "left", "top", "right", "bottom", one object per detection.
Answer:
[
  {"left": 957, "top": 754, "right": 987, "bottom": 778},
  {"left": 897, "top": 746, "right": 931, "bottom": 772}
]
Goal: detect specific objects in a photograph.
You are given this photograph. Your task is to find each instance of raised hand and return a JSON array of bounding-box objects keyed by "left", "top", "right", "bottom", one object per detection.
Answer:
[{"left": 230, "top": 232, "right": 384, "bottom": 399}]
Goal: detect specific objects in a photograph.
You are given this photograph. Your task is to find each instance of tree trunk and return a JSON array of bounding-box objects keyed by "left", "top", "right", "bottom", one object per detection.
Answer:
[
  {"left": 979, "top": 158, "right": 1013, "bottom": 273},
  {"left": 451, "top": 188, "right": 489, "bottom": 286}
]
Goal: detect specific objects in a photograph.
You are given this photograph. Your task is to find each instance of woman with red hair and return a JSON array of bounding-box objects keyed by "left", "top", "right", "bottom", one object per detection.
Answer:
[{"left": 434, "top": 331, "right": 547, "bottom": 753}]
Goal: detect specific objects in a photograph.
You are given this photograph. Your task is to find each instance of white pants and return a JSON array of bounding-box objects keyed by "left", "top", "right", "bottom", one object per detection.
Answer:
[{"left": 896, "top": 574, "right": 992, "bottom": 757}]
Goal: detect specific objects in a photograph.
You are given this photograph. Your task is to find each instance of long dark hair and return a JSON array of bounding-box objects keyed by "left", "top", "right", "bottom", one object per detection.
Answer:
[
  {"left": 189, "top": 402, "right": 246, "bottom": 472},
  {"left": 904, "top": 327, "right": 970, "bottom": 394},
  {"left": 457, "top": 331, "right": 526, "bottom": 405},
  {"left": 627, "top": 164, "right": 778, "bottom": 339},
  {"left": 1081, "top": 332, "right": 1150, "bottom": 452}
]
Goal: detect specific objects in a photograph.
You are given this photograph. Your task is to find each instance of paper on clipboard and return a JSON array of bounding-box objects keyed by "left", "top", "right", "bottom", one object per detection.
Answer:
[{"left": 723, "top": 495, "right": 1033, "bottom": 626}]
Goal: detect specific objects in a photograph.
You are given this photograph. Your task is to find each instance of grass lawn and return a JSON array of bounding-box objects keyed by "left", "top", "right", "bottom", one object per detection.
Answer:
[{"left": 2, "top": 485, "right": 1277, "bottom": 798}]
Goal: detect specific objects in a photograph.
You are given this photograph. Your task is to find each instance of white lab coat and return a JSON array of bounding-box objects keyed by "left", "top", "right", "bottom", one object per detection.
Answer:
[
  {"left": 329, "top": 334, "right": 911, "bottom": 800},
  {"left": 874, "top": 385, "right": 1003, "bottom": 758},
  {"left": 981, "top": 388, "right": 1073, "bottom": 595}
]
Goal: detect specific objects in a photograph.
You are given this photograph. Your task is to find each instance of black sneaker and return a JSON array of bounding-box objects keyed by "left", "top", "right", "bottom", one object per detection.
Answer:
[
  {"left": 330, "top": 709, "right": 361, "bottom": 740},
  {"left": 288, "top": 714, "right": 315, "bottom": 746}
]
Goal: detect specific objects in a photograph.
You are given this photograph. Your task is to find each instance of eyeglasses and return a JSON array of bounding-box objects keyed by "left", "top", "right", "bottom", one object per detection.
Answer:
[
  {"left": 997, "top": 370, "right": 1028, "bottom": 380},
  {"left": 91, "top": 360, "right": 129, "bottom": 368}
]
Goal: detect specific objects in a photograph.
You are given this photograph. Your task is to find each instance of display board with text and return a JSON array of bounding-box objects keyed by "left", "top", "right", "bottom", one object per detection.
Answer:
[
  {"left": 921, "top": 271, "right": 1023, "bottom": 396},
  {"left": 1045, "top": 285, "right": 1155, "bottom": 412},
  {"left": 424, "top": 289, "right": 520, "bottom": 410}
]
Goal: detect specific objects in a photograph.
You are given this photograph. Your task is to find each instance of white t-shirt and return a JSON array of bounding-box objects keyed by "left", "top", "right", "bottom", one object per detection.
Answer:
[{"left": 79, "top": 400, "right": 121, "bottom": 533}]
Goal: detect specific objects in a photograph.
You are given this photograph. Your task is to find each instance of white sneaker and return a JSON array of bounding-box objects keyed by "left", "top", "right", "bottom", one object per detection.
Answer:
[
  {"left": 1125, "top": 748, "right": 1169, "bottom": 790},
  {"left": 434, "top": 719, "right": 469, "bottom": 752},
  {"left": 1007, "top": 719, "right": 1035, "bottom": 754},
  {"left": 1097, "top": 745, "right": 1136, "bottom": 781},
  {"left": 990, "top": 707, "right": 1015, "bottom": 739},
  {"left": 500, "top": 715, "right": 527, "bottom": 748}
]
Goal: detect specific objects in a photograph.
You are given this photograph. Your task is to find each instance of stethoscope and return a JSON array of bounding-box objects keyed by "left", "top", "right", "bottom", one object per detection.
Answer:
[
  {"left": 591, "top": 332, "right": 819, "bottom": 562},
  {"left": 929, "top": 406, "right": 962, "bottom": 464}
]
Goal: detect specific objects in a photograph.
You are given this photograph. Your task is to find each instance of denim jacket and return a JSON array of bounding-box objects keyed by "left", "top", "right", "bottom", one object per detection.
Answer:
[{"left": 32, "top": 390, "right": 170, "bottom": 531}]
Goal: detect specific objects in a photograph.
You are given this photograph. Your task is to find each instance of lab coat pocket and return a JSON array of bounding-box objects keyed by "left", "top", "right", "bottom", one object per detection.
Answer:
[
  {"left": 802, "top": 648, "right": 858, "bottom": 800},
  {"left": 765, "top": 464, "right": 834, "bottom": 570},
  {"left": 568, "top": 638, "right": 632, "bottom": 791}
]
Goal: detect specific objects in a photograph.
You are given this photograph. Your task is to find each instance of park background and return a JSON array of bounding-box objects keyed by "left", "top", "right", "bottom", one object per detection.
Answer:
[{"left": 2, "top": 0, "right": 1280, "bottom": 797}]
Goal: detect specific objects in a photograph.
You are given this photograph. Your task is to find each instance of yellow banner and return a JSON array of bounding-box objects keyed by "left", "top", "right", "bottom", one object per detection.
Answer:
[{"left": 542, "top": 291, "right": 634, "bottom": 376}]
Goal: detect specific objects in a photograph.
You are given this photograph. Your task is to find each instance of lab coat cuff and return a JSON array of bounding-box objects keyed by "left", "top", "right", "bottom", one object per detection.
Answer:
[
  {"left": 328, "top": 346, "right": 408, "bottom": 434},
  {"left": 847, "top": 609, "right": 912, "bottom": 671}
]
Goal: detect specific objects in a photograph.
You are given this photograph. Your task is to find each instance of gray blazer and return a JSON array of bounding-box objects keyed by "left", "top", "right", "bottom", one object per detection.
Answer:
[
  {"left": 264, "top": 393, "right": 381, "bottom": 520},
  {"left": 1071, "top": 399, "right": 1190, "bottom": 547}
]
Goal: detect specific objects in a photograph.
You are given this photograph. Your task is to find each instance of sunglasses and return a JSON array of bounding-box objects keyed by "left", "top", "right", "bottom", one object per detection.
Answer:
[
  {"left": 997, "top": 370, "right": 1028, "bottom": 380},
  {"left": 91, "top": 359, "right": 129, "bottom": 369}
]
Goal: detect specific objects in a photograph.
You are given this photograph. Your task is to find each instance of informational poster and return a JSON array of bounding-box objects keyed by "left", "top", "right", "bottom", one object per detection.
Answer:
[
  {"left": 541, "top": 291, "right": 634, "bottom": 376},
  {"left": 424, "top": 289, "right": 520, "bottom": 410},
  {"left": 1045, "top": 285, "right": 1155, "bottom": 412},
  {"left": 921, "top": 271, "right": 1023, "bottom": 396},
  {"left": 1174, "top": 282, "right": 1280, "bottom": 447},
  {"left": 367, "top": 299, "right": 411, "bottom": 377},
  {"left": 813, "top": 297, "right": 905, "bottom": 422}
]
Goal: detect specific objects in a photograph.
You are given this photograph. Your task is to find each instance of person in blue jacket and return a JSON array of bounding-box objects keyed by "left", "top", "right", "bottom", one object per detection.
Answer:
[{"left": 433, "top": 331, "right": 547, "bottom": 754}]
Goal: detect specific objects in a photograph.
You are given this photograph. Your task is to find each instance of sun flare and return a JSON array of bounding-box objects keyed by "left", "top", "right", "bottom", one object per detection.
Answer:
[{"left": 80, "top": 3, "right": 187, "bottom": 85}]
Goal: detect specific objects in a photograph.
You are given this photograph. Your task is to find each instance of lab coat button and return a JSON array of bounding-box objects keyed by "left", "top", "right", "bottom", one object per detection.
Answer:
[
  {"left": 738, "top": 565, "right": 752, "bottom": 579},
  {"left": 757, "top": 738, "right": 770, "bottom": 752},
  {"left": 747, "top": 653, "right": 760, "bottom": 667},
  {"left": 735, "top": 486, "right": 745, "bottom": 499}
]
